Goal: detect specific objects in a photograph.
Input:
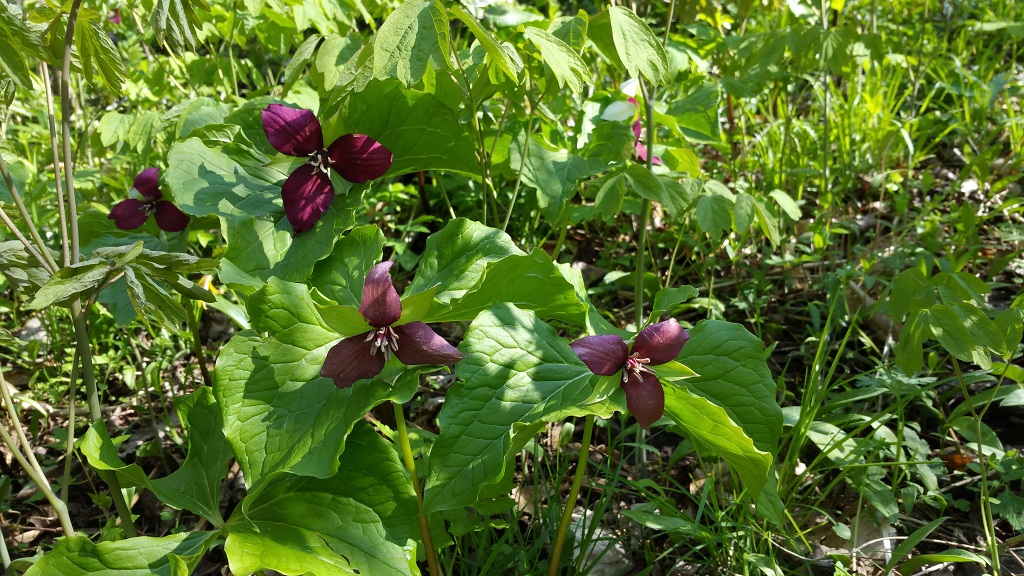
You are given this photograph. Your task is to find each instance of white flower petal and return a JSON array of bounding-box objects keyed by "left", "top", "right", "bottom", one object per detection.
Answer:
[
  {"left": 620, "top": 78, "right": 640, "bottom": 96},
  {"left": 601, "top": 100, "right": 637, "bottom": 122}
]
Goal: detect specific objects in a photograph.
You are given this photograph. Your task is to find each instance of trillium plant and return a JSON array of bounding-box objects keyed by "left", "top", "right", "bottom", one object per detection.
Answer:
[
  {"left": 262, "top": 103, "right": 393, "bottom": 233},
  {"left": 0, "top": 3, "right": 787, "bottom": 576},
  {"left": 321, "top": 261, "right": 463, "bottom": 388}
]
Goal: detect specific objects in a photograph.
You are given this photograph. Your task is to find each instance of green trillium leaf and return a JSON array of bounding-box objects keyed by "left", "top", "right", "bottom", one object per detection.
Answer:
[
  {"left": 224, "top": 422, "right": 418, "bottom": 576},
  {"left": 424, "top": 303, "right": 613, "bottom": 513}
]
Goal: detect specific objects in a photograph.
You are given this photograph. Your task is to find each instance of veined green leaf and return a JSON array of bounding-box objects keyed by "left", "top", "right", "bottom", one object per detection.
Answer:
[
  {"left": 77, "top": 20, "right": 126, "bottom": 96},
  {"left": 450, "top": 5, "right": 520, "bottom": 82},
  {"left": 406, "top": 218, "right": 523, "bottom": 302},
  {"left": 373, "top": 0, "right": 449, "bottom": 85},
  {"left": 152, "top": 0, "right": 211, "bottom": 53},
  {"left": 24, "top": 532, "right": 217, "bottom": 576},
  {"left": 427, "top": 251, "right": 588, "bottom": 325},
  {"left": 224, "top": 423, "right": 418, "bottom": 576},
  {"left": 522, "top": 27, "right": 588, "bottom": 95},
  {"left": 424, "top": 303, "right": 609, "bottom": 513},
  {"left": 81, "top": 389, "right": 232, "bottom": 524},
  {"left": 588, "top": 7, "right": 666, "bottom": 85}
]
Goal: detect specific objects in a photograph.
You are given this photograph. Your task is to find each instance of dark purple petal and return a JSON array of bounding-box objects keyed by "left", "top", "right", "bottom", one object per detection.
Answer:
[
  {"left": 570, "top": 334, "right": 629, "bottom": 376},
  {"left": 632, "top": 319, "right": 689, "bottom": 365},
  {"left": 623, "top": 372, "right": 665, "bottom": 429},
  {"left": 108, "top": 199, "right": 149, "bottom": 230},
  {"left": 133, "top": 167, "right": 162, "bottom": 202},
  {"left": 262, "top": 104, "right": 324, "bottom": 157},
  {"left": 327, "top": 134, "right": 393, "bottom": 183},
  {"left": 393, "top": 322, "right": 464, "bottom": 366},
  {"left": 359, "top": 261, "right": 402, "bottom": 328},
  {"left": 153, "top": 201, "right": 190, "bottom": 232},
  {"left": 281, "top": 165, "right": 334, "bottom": 234},
  {"left": 632, "top": 120, "right": 643, "bottom": 140},
  {"left": 321, "top": 333, "right": 387, "bottom": 388}
]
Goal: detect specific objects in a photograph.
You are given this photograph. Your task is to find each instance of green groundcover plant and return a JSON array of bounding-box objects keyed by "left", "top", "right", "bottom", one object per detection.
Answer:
[{"left": 0, "top": 1, "right": 792, "bottom": 574}]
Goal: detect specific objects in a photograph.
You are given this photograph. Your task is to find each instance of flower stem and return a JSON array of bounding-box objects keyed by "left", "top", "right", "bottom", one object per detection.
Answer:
[
  {"left": 547, "top": 415, "right": 594, "bottom": 576},
  {"left": 41, "top": 61, "right": 70, "bottom": 267},
  {"left": 60, "top": 0, "right": 83, "bottom": 265},
  {"left": 187, "top": 303, "right": 213, "bottom": 387},
  {"left": 0, "top": 367, "right": 76, "bottom": 537},
  {"left": 391, "top": 401, "right": 439, "bottom": 576}
]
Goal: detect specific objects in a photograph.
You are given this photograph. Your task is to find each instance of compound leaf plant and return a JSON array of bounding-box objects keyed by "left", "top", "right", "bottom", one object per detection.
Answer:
[{"left": 0, "top": 1, "right": 783, "bottom": 574}]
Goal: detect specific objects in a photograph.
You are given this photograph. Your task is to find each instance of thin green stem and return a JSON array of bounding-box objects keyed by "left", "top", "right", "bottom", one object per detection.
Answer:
[
  {"left": 547, "top": 415, "right": 594, "bottom": 576},
  {"left": 392, "top": 401, "right": 439, "bottom": 576},
  {"left": 41, "top": 61, "right": 70, "bottom": 267},
  {"left": 953, "top": 359, "right": 1001, "bottom": 574},
  {"left": 61, "top": 349, "right": 81, "bottom": 503},
  {"left": 0, "top": 368, "right": 76, "bottom": 537},
  {"left": 60, "top": 0, "right": 83, "bottom": 265},
  {"left": 503, "top": 84, "right": 536, "bottom": 233},
  {"left": 0, "top": 203, "right": 52, "bottom": 274},
  {"left": 188, "top": 304, "right": 213, "bottom": 387},
  {"left": 0, "top": 151, "right": 58, "bottom": 274},
  {"left": 0, "top": 523, "right": 9, "bottom": 568}
]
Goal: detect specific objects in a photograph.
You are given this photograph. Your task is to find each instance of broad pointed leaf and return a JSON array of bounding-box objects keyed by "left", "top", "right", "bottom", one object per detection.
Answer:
[
  {"left": 24, "top": 532, "right": 216, "bottom": 576},
  {"left": 81, "top": 388, "right": 231, "bottom": 524},
  {"left": 224, "top": 423, "right": 417, "bottom": 576},
  {"left": 373, "top": 0, "right": 449, "bottom": 85},
  {"left": 328, "top": 78, "right": 479, "bottom": 177},
  {"left": 450, "top": 5, "right": 521, "bottom": 81},
  {"left": 309, "top": 225, "right": 386, "bottom": 307},
  {"left": 426, "top": 251, "right": 588, "bottom": 326},
  {"left": 215, "top": 279, "right": 418, "bottom": 485},
  {"left": 406, "top": 218, "right": 523, "bottom": 302},
  {"left": 674, "top": 320, "right": 783, "bottom": 517},
  {"left": 424, "top": 303, "right": 608, "bottom": 513}
]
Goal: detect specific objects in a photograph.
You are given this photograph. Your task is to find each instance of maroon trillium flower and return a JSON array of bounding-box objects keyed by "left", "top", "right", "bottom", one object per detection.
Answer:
[
  {"left": 321, "top": 261, "right": 463, "bottom": 388},
  {"left": 108, "top": 167, "right": 190, "bottom": 232},
  {"left": 261, "top": 104, "right": 393, "bottom": 234},
  {"left": 570, "top": 319, "right": 689, "bottom": 428}
]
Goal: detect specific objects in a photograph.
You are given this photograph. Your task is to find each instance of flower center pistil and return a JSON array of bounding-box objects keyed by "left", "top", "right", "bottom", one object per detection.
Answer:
[
  {"left": 622, "top": 353, "right": 652, "bottom": 384},
  {"left": 366, "top": 326, "right": 400, "bottom": 361},
  {"left": 307, "top": 149, "right": 333, "bottom": 174}
]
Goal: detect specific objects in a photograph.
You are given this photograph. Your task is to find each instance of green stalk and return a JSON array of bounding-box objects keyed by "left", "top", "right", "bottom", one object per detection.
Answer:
[
  {"left": 187, "top": 303, "right": 213, "bottom": 387},
  {"left": 60, "top": 0, "right": 83, "bottom": 266},
  {"left": 953, "top": 359, "right": 1001, "bottom": 575},
  {"left": 0, "top": 523, "right": 9, "bottom": 568},
  {"left": 58, "top": 0, "right": 136, "bottom": 537},
  {"left": 0, "top": 368, "right": 75, "bottom": 537},
  {"left": 392, "top": 402, "right": 439, "bottom": 576},
  {"left": 547, "top": 415, "right": 594, "bottom": 576},
  {"left": 41, "top": 61, "right": 70, "bottom": 267},
  {"left": 503, "top": 86, "right": 536, "bottom": 233},
  {"left": 60, "top": 349, "right": 80, "bottom": 503},
  {"left": 0, "top": 151, "right": 58, "bottom": 274}
]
